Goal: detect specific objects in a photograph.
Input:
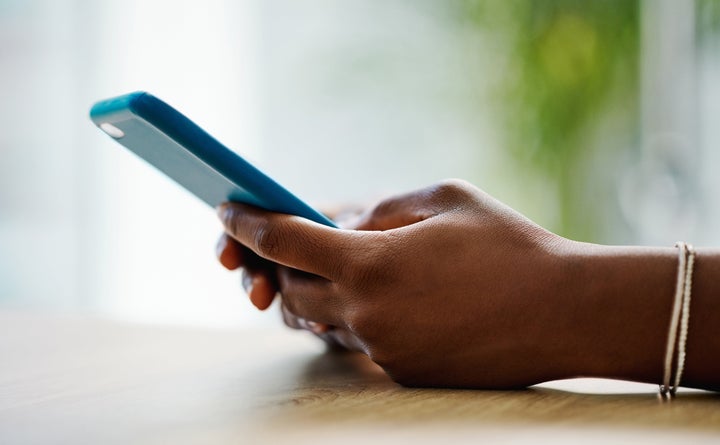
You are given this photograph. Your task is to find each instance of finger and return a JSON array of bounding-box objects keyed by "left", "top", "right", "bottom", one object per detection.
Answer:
[
  {"left": 218, "top": 232, "right": 279, "bottom": 279},
  {"left": 239, "top": 255, "right": 278, "bottom": 310},
  {"left": 216, "top": 237, "right": 277, "bottom": 310},
  {"left": 218, "top": 202, "right": 363, "bottom": 280},
  {"left": 247, "top": 272, "right": 277, "bottom": 310},
  {"left": 306, "top": 320, "right": 331, "bottom": 335},
  {"left": 320, "top": 326, "right": 365, "bottom": 352},
  {"left": 280, "top": 302, "right": 330, "bottom": 333},
  {"left": 276, "top": 267, "right": 344, "bottom": 326},
  {"left": 282, "top": 301, "right": 363, "bottom": 352},
  {"left": 242, "top": 270, "right": 279, "bottom": 310},
  {"left": 280, "top": 303, "right": 360, "bottom": 351},
  {"left": 280, "top": 302, "right": 302, "bottom": 330},
  {"left": 240, "top": 244, "right": 277, "bottom": 274},
  {"left": 216, "top": 233, "right": 243, "bottom": 270}
]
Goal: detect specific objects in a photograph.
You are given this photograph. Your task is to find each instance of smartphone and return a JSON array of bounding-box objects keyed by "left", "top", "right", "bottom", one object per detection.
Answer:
[{"left": 89, "top": 92, "right": 337, "bottom": 228}]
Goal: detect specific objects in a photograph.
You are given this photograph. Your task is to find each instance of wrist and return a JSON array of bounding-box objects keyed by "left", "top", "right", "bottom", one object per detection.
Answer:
[{"left": 549, "top": 241, "right": 678, "bottom": 384}]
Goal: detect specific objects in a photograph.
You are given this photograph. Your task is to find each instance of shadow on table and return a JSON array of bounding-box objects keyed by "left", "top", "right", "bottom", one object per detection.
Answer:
[{"left": 262, "top": 349, "right": 720, "bottom": 431}]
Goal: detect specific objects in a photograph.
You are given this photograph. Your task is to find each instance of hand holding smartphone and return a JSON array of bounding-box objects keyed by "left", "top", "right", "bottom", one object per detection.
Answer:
[{"left": 89, "top": 92, "right": 337, "bottom": 228}]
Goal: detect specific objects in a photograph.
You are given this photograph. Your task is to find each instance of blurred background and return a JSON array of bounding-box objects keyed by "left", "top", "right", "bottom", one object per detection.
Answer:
[{"left": 1, "top": 0, "right": 718, "bottom": 327}]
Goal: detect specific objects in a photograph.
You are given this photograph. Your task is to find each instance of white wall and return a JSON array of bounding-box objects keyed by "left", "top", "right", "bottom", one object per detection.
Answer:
[
  {"left": 0, "top": 0, "right": 267, "bottom": 327},
  {"left": 1, "top": 0, "right": 718, "bottom": 327}
]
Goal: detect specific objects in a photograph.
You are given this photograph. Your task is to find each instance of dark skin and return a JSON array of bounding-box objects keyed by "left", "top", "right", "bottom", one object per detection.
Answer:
[{"left": 216, "top": 179, "right": 720, "bottom": 390}]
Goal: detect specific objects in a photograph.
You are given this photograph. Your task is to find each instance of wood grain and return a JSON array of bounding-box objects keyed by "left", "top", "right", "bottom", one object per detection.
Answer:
[{"left": 0, "top": 311, "right": 718, "bottom": 444}]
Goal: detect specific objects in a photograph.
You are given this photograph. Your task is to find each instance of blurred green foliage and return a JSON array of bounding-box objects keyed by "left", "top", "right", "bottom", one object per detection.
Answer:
[
  {"left": 698, "top": 0, "right": 720, "bottom": 36},
  {"left": 457, "top": 0, "right": 640, "bottom": 241}
]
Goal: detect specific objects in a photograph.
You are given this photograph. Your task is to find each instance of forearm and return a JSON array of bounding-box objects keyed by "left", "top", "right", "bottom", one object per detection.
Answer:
[{"left": 560, "top": 243, "right": 720, "bottom": 390}]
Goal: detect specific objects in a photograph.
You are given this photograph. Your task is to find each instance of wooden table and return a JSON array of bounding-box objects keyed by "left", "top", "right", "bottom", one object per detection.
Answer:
[{"left": 1, "top": 311, "right": 718, "bottom": 444}]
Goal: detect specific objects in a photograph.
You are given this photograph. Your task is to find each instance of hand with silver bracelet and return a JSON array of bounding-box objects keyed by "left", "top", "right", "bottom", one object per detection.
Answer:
[{"left": 216, "top": 179, "right": 720, "bottom": 391}]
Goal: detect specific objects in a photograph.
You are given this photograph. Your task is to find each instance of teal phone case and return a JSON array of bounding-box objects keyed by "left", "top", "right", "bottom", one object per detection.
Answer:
[{"left": 90, "top": 92, "right": 337, "bottom": 228}]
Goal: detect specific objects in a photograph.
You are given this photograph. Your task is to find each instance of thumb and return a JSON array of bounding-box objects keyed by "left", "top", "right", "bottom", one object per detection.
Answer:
[{"left": 218, "top": 202, "right": 355, "bottom": 280}]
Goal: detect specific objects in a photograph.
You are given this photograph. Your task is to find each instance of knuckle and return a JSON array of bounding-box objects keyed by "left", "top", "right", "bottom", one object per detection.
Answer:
[
  {"left": 432, "top": 178, "right": 475, "bottom": 200},
  {"left": 423, "top": 179, "right": 485, "bottom": 214},
  {"left": 253, "top": 220, "right": 283, "bottom": 259},
  {"left": 370, "top": 196, "right": 402, "bottom": 219}
]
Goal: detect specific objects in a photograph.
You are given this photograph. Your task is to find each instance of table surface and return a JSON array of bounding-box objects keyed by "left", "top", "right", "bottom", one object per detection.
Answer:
[{"left": 1, "top": 311, "right": 718, "bottom": 444}]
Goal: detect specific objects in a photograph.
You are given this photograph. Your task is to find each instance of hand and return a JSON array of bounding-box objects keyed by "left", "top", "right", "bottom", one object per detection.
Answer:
[
  {"left": 216, "top": 199, "right": 368, "bottom": 308},
  {"left": 216, "top": 231, "right": 363, "bottom": 350},
  {"left": 217, "top": 180, "right": 720, "bottom": 391},
  {"left": 217, "top": 180, "right": 578, "bottom": 388},
  {"left": 217, "top": 206, "right": 366, "bottom": 350}
]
